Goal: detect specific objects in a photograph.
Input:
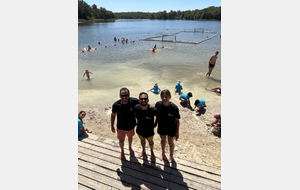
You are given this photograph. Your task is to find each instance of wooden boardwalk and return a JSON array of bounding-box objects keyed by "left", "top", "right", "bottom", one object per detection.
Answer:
[{"left": 78, "top": 134, "right": 221, "bottom": 190}]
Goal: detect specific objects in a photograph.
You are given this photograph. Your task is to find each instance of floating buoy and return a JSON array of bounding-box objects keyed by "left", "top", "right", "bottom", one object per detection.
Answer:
[
  {"left": 166, "top": 28, "right": 168, "bottom": 30},
  {"left": 114, "top": 44, "right": 116, "bottom": 46},
  {"left": 105, "top": 46, "right": 107, "bottom": 48},
  {"left": 82, "top": 50, "right": 84, "bottom": 53},
  {"left": 130, "top": 41, "right": 132, "bottom": 43},
  {"left": 95, "top": 48, "right": 97, "bottom": 50},
  {"left": 133, "top": 40, "right": 135, "bottom": 43}
]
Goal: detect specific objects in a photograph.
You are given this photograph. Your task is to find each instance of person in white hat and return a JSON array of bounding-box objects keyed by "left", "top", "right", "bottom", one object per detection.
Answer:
[{"left": 174, "top": 80, "right": 183, "bottom": 94}]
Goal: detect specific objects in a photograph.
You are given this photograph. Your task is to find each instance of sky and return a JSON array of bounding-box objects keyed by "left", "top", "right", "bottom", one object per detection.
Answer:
[{"left": 81, "top": 0, "right": 221, "bottom": 13}]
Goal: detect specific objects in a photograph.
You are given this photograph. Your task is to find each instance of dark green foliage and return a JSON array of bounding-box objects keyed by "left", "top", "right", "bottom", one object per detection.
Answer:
[
  {"left": 113, "top": 6, "right": 221, "bottom": 20},
  {"left": 78, "top": 1, "right": 220, "bottom": 21},
  {"left": 78, "top": 0, "right": 115, "bottom": 20}
]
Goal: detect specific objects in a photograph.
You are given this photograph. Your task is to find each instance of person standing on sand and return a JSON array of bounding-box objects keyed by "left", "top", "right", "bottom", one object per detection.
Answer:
[
  {"left": 154, "top": 89, "right": 180, "bottom": 163},
  {"left": 133, "top": 92, "right": 158, "bottom": 161},
  {"left": 205, "top": 51, "right": 219, "bottom": 77},
  {"left": 111, "top": 88, "right": 139, "bottom": 159},
  {"left": 174, "top": 80, "right": 183, "bottom": 94},
  {"left": 83, "top": 69, "right": 93, "bottom": 80}
]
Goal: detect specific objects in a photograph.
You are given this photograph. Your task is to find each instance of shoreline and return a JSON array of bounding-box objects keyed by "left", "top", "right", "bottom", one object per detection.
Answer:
[{"left": 78, "top": 99, "right": 221, "bottom": 168}]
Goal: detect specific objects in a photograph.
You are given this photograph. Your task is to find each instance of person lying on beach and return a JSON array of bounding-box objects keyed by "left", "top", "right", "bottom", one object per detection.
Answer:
[
  {"left": 154, "top": 89, "right": 180, "bottom": 163},
  {"left": 78, "top": 111, "right": 92, "bottom": 136},
  {"left": 147, "top": 83, "right": 161, "bottom": 94},
  {"left": 205, "top": 87, "right": 221, "bottom": 96},
  {"left": 83, "top": 69, "right": 93, "bottom": 80},
  {"left": 179, "top": 92, "right": 194, "bottom": 110},
  {"left": 133, "top": 92, "right": 158, "bottom": 161},
  {"left": 174, "top": 80, "right": 183, "bottom": 94},
  {"left": 193, "top": 99, "right": 206, "bottom": 112},
  {"left": 206, "top": 113, "right": 221, "bottom": 131}
]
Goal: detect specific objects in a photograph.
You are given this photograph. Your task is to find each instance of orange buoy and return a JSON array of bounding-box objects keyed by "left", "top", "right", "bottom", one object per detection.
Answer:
[
  {"left": 105, "top": 46, "right": 107, "bottom": 48},
  {"left": 133, "top": 40, "right": 135, "bottom": 43}
]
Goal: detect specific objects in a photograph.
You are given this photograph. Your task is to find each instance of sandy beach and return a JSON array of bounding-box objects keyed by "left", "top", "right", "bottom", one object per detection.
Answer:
[{"left": 78, "top": 97, "right": 221, "bottom": 169}]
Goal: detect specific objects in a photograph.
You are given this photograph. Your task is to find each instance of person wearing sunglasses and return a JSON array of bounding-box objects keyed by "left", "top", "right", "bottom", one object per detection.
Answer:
[
  {"left": 111, "top": 87, "right": 140, "bottom": 160},
  {"left": 133, "top": 92, "right": 158, "bottom": 161}
]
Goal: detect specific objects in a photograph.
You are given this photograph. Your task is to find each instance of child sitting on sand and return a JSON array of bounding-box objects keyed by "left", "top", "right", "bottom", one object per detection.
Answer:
[
  {"left": 78, "top": 111, "right": 92, "bottom": 136},
  {"left": 206, "top": 113, "right": 221, "bottom": 136},
  {"left": 147, "top": 83, "right": 161, "bottom": 94},
  {"left": 193, "top": 99, "right": 206, "bottom": 112},
  {"left": 83, "top": 69, "right": 93, "bottom": 80}
]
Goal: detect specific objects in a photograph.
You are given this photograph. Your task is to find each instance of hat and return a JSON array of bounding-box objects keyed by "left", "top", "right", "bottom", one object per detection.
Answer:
[
  {"left": 214, "top": 113, "right": 220, "bottom": 118},
  {"left": 177, "top": 80, "right": 181, "bottom": 84},
  {"left": 199, "top": 99, "right": 205, "bottom": 105},
  {"left": 85, "top": 69, "right": 88, "bottom": 71},
  {"left": 154, "top": 83, "right": 158, "bottom": 86},
  {"left": 187, "top": 92, "right": 193, "bottom": 97}
]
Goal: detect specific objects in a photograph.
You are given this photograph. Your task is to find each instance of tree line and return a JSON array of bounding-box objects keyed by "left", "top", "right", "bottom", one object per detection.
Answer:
[
  {"left": 78, "top": 0, "right": 220, "bottom": 21},
  {"left": 78, "top": 0, "right": 114, "bottom": 20},
  {"left": 114, "top": 6, "right": 221, "bottom": 20}
]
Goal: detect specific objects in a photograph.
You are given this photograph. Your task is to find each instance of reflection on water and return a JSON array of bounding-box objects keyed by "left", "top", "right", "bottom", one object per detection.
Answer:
[{"left": 78, "top": 19, "right": 221, "bottom": 107}]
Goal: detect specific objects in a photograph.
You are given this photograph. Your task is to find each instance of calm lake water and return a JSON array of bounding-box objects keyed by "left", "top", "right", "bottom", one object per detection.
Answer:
[{"left": 78, "top": 19, "right": 221, "bottom": 108}]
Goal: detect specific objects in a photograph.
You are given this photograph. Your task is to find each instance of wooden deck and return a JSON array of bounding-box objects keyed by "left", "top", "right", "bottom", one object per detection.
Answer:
[{"left": 78, "top": 134, "right": 221, "bottom": 190}]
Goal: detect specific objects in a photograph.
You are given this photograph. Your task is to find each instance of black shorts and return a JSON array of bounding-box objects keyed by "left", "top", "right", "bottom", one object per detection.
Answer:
[{"left": 209, "top": 63, "right": 215, "bottom": 67}]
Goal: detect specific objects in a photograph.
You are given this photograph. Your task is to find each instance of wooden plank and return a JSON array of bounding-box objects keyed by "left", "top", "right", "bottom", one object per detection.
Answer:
[
  {"left": 79, "top": 159, "right": 165, "bottom": 190},
  {"left": 79, "top": 166, "right": 133, "bottom": 190},
  {"left": 79, "top": 146, "right": 219, "bottom": 190},
  {"left": 79, "top": 142, "right": 220, "bottom": 185},
  {"left": 78, "top": 183, "right": 90, "bottom": 190},
  {"left": 79, "top": 154, "right": 168, "bottom": 189},
  {"left": 82, "top": 137, "right": 221, "bottom": 176},
  {"left": 78, "top": 174, "right": 113, "bottom": 190}
]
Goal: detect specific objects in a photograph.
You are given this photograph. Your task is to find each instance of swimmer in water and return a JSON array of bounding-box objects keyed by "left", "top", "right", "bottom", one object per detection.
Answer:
[{"left": 83, "top": 69, "right": 93, "bottom": 80}]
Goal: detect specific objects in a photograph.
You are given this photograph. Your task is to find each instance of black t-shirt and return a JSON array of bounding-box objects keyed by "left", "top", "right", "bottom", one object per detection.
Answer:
[
  {"left": 155, "top": 101, "right": 180, "bottom": 137},
  {"left": 112, "top": 97, "right": 139, "bottom": 131},
  {"left": 133, "top": 104, "right": 158, "bottom": 138}
]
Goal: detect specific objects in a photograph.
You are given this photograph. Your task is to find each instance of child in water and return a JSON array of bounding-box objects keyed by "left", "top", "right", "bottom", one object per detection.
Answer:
[
  {"left": 174, "top": 80, "right": 183, "bottom": 94},
  {"left": 147, "top": 83, "right": 161, "bottom": 94},
  {"left": 78, "top": 111, "right": 92, "bottom": 136},
  {"left": 83, "top": 69, "right": 93, "bottom": 80}
]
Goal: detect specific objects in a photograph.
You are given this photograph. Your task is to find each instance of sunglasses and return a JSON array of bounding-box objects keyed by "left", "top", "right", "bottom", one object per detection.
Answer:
[
  {"left": 120, "top": 94, "right": 129, "bottom": 97},
  {"left": 139, "top": 98, "right": 148, "bottom": 101}
]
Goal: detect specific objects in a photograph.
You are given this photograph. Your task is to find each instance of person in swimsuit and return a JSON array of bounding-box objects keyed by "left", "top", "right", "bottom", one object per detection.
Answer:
[
  {"left": 87, "top": 45, "right": 92, "bottom": 51},
  {"left": 205, "top": 51, "right": 219, "bottom": 77},
  {"left": 205, "top": 87, "right": 221, "bottom": 96},
  {"left": 83, "top": 69, "right": 93, "bottom": 80}
]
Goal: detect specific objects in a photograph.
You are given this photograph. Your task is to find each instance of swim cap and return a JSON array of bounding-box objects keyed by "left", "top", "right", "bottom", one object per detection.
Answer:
[
  {"left": 177, "top": 80, "right": 181, "bottom": 84},
  {"left": 214, "top": 113, "right": 220, "bottom": 118},
  {"left": 85, "top": 69, "right": 88, "bottom": 72}
]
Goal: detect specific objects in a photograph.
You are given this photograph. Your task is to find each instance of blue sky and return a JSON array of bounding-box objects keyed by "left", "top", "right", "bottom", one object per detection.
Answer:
[{"left": 81, "top": 0, "right": 221, "bottom": 13}]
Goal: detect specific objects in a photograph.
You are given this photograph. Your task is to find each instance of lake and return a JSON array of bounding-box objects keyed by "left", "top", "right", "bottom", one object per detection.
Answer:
[{"left": 78, "top": 19, "right": 221, "bottom": 108}]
